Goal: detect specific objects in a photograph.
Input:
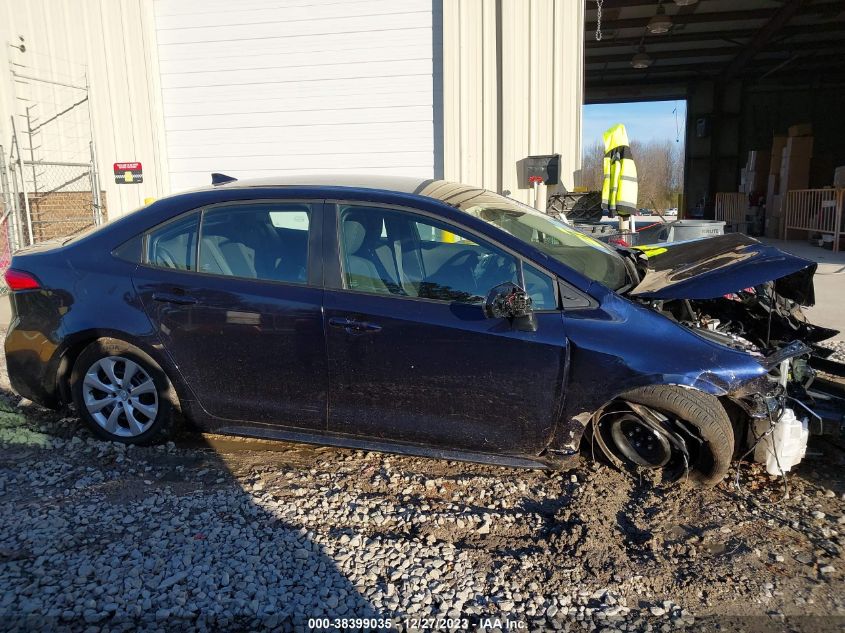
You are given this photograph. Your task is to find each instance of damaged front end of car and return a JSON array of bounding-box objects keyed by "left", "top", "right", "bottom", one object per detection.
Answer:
[{"left": 621, "top": 233, "right": 843, "bottom": 477}]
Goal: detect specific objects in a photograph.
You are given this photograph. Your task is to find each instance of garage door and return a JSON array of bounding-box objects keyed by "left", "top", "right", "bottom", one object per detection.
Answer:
[{"left": 154, "top": 0, "right": 435, "bottom": 192}]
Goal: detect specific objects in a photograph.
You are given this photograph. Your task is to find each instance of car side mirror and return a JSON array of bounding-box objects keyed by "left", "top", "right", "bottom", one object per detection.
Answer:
[{"left": 483, "top": 282, "right": 537, "bottom": 331}]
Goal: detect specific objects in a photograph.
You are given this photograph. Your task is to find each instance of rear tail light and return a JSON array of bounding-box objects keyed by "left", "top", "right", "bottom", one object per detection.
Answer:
[{"left": 4, "top": 269, "right": 41, "bottom": 291}]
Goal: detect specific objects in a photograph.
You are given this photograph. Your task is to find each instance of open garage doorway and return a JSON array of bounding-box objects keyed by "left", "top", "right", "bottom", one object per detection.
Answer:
[
  {"left": 580, "top": 99, "right": 687, "bottom": 217},
  {"left": 583, "top": 0, "right": 845, "bottom": 225}
]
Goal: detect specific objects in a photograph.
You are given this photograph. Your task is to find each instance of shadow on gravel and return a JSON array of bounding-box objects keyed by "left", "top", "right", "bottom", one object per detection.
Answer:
[{"left": 0, "top": 386, "right": 384, "bottom": 631}]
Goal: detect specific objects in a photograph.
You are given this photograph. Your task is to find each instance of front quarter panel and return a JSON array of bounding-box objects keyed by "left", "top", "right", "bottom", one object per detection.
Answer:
[{"left": 553, "top": 285, "right": 768, "bottom": 451}]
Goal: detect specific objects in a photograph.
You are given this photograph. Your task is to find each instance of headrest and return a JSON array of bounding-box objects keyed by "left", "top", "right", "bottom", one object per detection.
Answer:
[
  {"left": 343, "top": 211, "right": 383, "bottom": 253},
  {"left": 343, "top": 218, "right": 367, "bottom": 253}
]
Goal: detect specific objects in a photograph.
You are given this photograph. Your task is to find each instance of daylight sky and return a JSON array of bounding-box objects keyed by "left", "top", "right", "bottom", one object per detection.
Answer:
[{"left": 583, "top": 100, "right": 686, "bottom": 147}]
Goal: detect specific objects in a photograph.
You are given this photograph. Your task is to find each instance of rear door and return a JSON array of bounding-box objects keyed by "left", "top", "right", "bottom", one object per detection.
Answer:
[
  {"left": 132, "top": 200, "right": 327, "bottom": 430},
  {"left": 324, "top": 201, "right": 567, "bottom": 455}
]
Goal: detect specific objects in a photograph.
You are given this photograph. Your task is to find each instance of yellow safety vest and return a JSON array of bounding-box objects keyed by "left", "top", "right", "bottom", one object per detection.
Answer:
[{"left": 601, "top": 123, "right": 638, "bottom": 217}]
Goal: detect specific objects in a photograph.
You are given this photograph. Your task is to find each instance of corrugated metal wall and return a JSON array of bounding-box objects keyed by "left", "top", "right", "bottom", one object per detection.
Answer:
[
  {"left": 442, "top": 0, "right": 584, "bottom": 205},
  {"left": 0, "top": 0, "right": 583, "bottom": 215},
  {"left": 153, "top": 0, "right": 436, "bottom": 192},
  {"left": 0, "top": 0, "right": 169, "bottom": 218}
]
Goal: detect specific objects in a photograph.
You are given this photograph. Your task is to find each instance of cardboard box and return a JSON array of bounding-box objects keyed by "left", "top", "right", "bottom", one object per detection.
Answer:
[
  {"left": 788, "top": 123, "right": 813, "bottom": 137},
  {"left": 746, "top": 150, "right": 770, "bottom": 175},
  {"left": 765, "top": 213, "right": 783, "bottom": 239},
  {"left": 766, "top": 174, "right": 779, "bottom": 213},
  {"left": 768, "top": 193, "right": 783, "bottom": 218},
  {"left": 835, "top": 166, "right": 845, "bottom": 189},
  {"left": 779, "top": 137, "right": 814, "bottom": 194},
  {"left": 769, "top": 135, "right": 787, "bottom": 175},
  {"left": 745, "top": 168, "right": 768, "bottom": 194},
  {"left": 785, "top": 136, "right": 814, "bottom": 158},
  {"left": 766, "top": 194, "right": 784, "bottom": 239}
]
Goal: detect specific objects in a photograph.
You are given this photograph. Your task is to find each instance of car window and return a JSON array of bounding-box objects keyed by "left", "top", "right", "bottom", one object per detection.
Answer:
[
  {"left": 430, "top": 187, "right": 629, "bottom": 290},
  {"left": 523, "top": 262, "right": 557, "bottom": 310},
  {"left": 339, "top": 205, "right": 518, "bottom": 304},
  {"left": 146, "top": 212, "right": 199, "bottom": 271},
  {"left": 199, "top": 203, "right": 311, "bottom": 284}
]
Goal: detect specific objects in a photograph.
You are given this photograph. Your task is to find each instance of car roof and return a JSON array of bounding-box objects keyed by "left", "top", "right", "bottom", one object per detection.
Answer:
[
  {"left": 183, "top": 174, "right": 492, "bottom": 207},
  {"left": 213, "top": 174, "right": 438, "bottom": 194}
]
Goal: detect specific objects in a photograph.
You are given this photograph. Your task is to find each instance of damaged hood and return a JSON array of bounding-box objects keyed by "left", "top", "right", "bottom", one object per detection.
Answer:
[{"left": 628, "top": 233, "right": 817, "bottom": 303}]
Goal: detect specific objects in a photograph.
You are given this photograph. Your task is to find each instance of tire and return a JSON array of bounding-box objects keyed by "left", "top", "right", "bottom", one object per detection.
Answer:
[
  {"left": 70, "top": 338, "right": 176, "bottom": 445},
  {"left": 601, "top": 385, "right": 735, "bottom": 487}
]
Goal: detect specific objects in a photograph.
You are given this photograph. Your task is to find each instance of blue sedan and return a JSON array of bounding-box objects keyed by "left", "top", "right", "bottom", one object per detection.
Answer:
[{"left": 3, "top": 175, "right": 835, "bottom": 486}]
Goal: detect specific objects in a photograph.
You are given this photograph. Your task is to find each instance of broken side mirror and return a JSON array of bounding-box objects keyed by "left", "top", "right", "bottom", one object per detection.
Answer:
[{"left": 483, "top": 282, "right": 537, "bottom": 332}]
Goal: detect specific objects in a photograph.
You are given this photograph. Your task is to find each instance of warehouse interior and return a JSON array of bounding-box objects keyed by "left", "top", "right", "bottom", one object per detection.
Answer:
[{"left": 584, "top": 0, "right": 845, "bottom": 223}]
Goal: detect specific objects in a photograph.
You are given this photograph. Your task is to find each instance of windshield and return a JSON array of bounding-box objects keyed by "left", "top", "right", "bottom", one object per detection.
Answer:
[{"left": 446, "top": 189, "right": 629, "bottom": 290}]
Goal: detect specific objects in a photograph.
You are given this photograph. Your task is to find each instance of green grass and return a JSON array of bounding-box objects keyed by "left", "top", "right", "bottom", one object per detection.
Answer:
[{"left": 0, "top": 402, "right": 51, "bottom": 448}]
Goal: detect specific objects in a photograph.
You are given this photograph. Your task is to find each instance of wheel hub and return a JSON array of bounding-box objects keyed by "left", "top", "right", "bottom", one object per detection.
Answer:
[{"left": 608, "top": 413, "right": 672, "bottom": 468}]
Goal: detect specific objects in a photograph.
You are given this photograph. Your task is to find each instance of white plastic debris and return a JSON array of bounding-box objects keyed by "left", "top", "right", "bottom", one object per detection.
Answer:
[{"left": 751, "top": 407, "right": 809, "bottom": 476}]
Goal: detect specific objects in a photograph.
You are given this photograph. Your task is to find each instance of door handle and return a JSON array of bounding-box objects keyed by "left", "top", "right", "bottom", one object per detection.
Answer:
[
  {"left": 328, "top": 317, "right": 353, "bottom": 328},
  {"left": 328, "top": 317, "right": 382, "bottom": 334},
  {"left": 152, "top": 292, "right": 198, "bottom": 306}
]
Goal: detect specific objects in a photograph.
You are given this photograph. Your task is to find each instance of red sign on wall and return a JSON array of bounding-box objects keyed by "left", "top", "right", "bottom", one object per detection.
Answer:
[{"left": 114, "top": 162, "right": 143, "bottom": 184}]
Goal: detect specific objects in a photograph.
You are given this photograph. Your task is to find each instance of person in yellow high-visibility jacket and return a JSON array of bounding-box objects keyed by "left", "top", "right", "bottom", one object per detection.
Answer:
[{"left": 601, "top": 123, "right": 638, "bottom": 217}]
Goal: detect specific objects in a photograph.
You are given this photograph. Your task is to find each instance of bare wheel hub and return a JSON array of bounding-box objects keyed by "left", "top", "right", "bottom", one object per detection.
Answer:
[{"left": 608, "top": 413, "right": 672, "bottom": 468}]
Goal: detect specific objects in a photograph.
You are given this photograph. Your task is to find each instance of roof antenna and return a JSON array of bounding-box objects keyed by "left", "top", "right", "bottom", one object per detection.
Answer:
[{"left": 211, "top": 173, "right": 237, "bottom": 186}]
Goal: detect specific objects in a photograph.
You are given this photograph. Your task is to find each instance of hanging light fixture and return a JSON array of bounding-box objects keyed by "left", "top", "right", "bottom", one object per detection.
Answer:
[
  {"left": 631, "top": 46, "right": 652, "bottom": 69},
  {"left": 673, "top": 0, "right": 698, "bottom": 6},
  {"left": 647, "top": 3, "right": 673, "bottom": 35}
]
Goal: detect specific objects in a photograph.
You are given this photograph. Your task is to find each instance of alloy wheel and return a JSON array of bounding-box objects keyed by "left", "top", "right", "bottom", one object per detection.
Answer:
[{"left": 81, "top": 356, "right": 159, "bottom": 438}]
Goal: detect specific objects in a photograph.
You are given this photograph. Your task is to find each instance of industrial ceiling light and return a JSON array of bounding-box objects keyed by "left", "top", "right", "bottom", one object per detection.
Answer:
[
  {"left": 647, "top": 3, "right": 673, "bottom": 34},
  {"left": 673, "top": 0, "right": 698, "bottom": 5},
  {"left": 631, "top": 47, "right": 653, "bottom": 69}
]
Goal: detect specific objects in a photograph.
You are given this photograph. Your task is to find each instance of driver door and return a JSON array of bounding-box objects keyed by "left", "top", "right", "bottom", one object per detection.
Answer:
[{"left": 324, "top": 202, "right": 568, "bottom": 455}]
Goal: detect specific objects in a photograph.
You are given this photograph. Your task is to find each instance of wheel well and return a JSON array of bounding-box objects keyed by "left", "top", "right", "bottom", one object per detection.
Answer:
[
  {"left": 56, "top": 335, "right": 185, "bottom": 414},
  {"left": 56, "top": 338, "right": 96, "bottom": 404}
]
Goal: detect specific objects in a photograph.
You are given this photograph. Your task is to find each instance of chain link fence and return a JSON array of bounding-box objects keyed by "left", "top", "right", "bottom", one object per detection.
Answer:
[
  {"left": 1, "top": 62, "right": 106, "bottom": 293},
  {"left": 20, "top": 160, "right": 104, "bottom": 244}
]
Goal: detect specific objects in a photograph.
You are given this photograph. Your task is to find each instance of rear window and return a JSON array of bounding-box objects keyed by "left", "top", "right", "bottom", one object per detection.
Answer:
[
  {"left": 64, "top": 203, "right": 150, "bottom": 245},
  {"left": 145, "top": 213, "right": 199, "bottom": 271}
]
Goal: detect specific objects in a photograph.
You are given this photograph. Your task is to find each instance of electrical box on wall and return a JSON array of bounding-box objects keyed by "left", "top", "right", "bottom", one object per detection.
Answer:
[
  {"left": 696, "top": 117, "right": 710, "bottom": 139},
  {"left": 523, "top": 154, "right": 561, "bottom": 187}
]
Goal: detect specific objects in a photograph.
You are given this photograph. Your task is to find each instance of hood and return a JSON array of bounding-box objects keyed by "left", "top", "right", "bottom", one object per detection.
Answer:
[{"left": 628, "top": 233, "right": 817, "bottom": 303}]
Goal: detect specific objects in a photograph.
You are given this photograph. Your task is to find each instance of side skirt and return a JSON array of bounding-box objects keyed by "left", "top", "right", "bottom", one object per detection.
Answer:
[{"left": 216, "top": 425, "right": 578, "bottom": 471}]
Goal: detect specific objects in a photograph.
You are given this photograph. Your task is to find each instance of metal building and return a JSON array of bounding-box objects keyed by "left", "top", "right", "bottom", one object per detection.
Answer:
[{"left": 0, "top": 0, "right": 585, "bottom": 229}]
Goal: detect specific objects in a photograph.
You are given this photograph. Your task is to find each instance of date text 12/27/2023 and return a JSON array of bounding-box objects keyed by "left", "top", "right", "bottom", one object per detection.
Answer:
[{"left": 307, "top": 617, "right": 528, "bottom": 630}]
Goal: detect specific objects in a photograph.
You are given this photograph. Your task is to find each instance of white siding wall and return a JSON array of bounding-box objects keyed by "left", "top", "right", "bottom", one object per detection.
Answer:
[
  {"left": 154, "top": 0, "right": 436, "bottom": 192},
  {"left": 442, "top": 0, "right": 584, "bottom": 206},
  {"left": 0, "top": 0, "right": 169, "bottom": 218}
]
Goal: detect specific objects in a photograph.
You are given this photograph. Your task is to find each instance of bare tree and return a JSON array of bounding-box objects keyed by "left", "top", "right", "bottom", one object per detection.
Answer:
[
  {"left": 581, "top": 137, "right": 684, "bottom": 212},
  {"left": 579, "top": 140, "right": 605, "bottom": 191}
]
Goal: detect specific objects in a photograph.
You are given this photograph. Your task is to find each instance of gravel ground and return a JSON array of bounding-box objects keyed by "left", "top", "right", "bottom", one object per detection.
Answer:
[
  {"left": 1, "top": 359, "right": 844, "bottom": 631},
  {"left": 820, "top": 340, "right": 845, "bottom": 364}
]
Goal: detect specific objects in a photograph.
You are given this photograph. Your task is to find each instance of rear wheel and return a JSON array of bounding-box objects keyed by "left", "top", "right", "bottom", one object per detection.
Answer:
[
  {"left": 593, "top": 385, "right": 735, "bottom": 487},
  {"left": 71, "top": 338, "right": 175, "bottom": 444}
]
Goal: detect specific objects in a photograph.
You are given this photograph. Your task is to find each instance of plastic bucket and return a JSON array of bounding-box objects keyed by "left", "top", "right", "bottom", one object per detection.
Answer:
[{"left": 666, "top": 220, "right": 725, "bottom": 242}]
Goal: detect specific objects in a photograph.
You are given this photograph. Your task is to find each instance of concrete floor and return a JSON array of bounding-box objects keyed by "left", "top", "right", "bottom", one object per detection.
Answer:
[
  {"left": 0, "top": 237, "right": 841, "bottom": 340},
  {"left": 759, "top": 238, "right": 845, "bottom": 341}
]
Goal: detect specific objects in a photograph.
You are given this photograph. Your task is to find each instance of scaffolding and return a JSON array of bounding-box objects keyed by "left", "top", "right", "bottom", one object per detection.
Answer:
[{"left": 2, "top": 56, "right": 104, "bottom": 254}]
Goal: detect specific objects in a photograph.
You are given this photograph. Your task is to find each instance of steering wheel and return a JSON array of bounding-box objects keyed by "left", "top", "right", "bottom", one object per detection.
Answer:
[{"left": 439, "top": 249, "right": 481, "bottom": 274}]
